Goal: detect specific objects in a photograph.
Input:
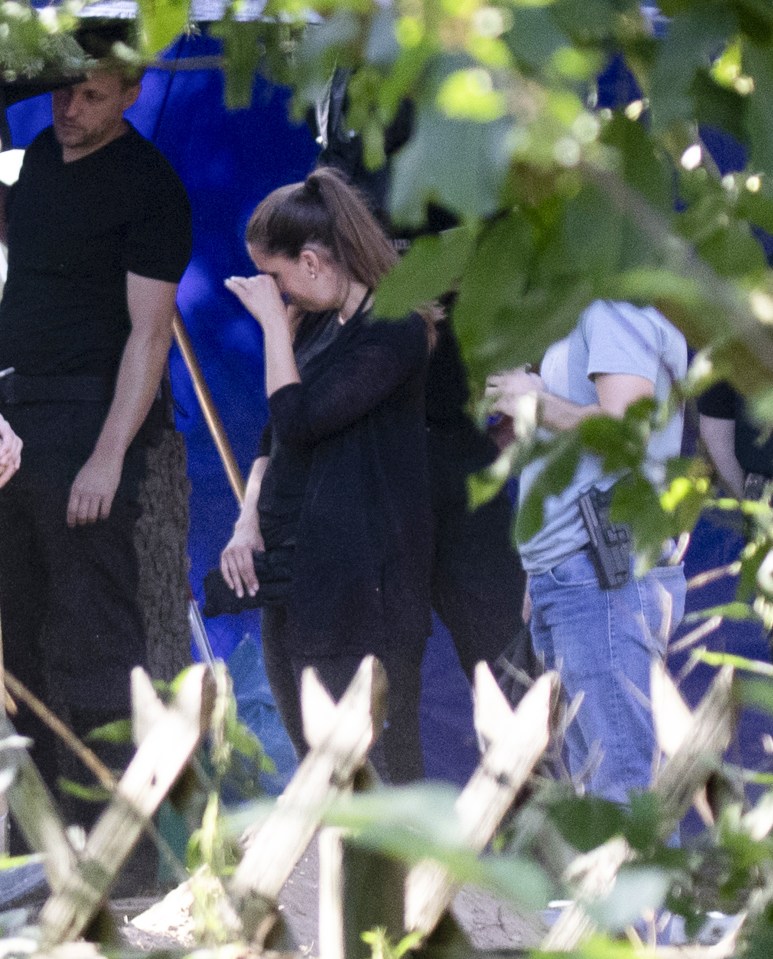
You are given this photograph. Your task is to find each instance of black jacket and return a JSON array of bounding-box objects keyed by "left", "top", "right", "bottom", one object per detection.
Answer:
[{"left": 266, "top": 309, "right": 433, "bottom": 657}]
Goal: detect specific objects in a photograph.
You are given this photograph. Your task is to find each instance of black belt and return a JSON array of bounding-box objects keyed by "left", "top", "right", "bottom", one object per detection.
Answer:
[{"left": 0, "top": 371, "right": 114, "bottom": 405}]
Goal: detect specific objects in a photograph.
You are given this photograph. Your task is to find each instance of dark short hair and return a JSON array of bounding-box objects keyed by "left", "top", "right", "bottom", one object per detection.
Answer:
[{"left": 74, "top": 21, "right": 144, "bottom": 86}]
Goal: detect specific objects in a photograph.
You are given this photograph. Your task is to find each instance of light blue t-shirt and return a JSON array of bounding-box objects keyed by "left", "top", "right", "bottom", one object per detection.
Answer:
[{"left": 517, "top": 300, "right": 687, "bottom": 575}]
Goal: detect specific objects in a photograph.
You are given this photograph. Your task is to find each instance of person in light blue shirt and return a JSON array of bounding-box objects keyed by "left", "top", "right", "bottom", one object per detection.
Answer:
[{"left": 487, "top": 300, "right": 687, "bottom": 803}]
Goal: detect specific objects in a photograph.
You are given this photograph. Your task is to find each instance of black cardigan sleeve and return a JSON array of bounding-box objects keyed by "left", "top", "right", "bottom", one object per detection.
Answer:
[
  {"left": 268, "top": 314, "right": 427, "bottom": 448},
  {"left": 257, "top": 420, "right": 272, "bottom": 459}
]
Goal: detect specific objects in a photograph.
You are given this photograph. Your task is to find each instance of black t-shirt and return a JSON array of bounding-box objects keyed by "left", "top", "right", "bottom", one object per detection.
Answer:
[
  {"left": 0, "top": 124, "right": 192, "bottom": 377},
  {"left": 698, "top": 380, "right": 773, "bottom": 477}
]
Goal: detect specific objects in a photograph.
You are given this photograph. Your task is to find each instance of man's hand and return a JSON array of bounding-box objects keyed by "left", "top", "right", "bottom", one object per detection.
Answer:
[
  {"left": 67, "top": 449, "right": 123, "bottom": 526},
  {"left": 0, "top": 414, "right": 21, "bottom": 488},
  {"left": 221, "top": 514, "right": 265, "bottom": 599},
  {"left": 485, "top": 368, "right": 544, "bottom": 418}
]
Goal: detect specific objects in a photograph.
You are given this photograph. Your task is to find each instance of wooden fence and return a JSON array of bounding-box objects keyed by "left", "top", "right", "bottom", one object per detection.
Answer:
[{"left": 1, "top": 652, "right": 759, "bottom": 959}]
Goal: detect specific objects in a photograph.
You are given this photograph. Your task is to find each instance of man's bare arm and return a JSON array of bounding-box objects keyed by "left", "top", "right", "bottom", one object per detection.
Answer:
[
  {"left": 66, "top": 272, "right": 178, "bottom": 526},
  {"left": 486, "top": 369, "right": 655, "bottom": 432},
  {"left": 699, "top": 413, "right": 745, "bottom": 498}
]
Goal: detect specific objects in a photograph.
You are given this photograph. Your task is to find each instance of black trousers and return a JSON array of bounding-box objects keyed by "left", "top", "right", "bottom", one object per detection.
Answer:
[
  {"left": 261, "top": 604, "right": 425, "bottom": 784},
  {"left": 430, "top": 453, "right": 527, "bottom": 684},
  {"left": 0, "top": 399, "right": 148, "bottom": 819}
]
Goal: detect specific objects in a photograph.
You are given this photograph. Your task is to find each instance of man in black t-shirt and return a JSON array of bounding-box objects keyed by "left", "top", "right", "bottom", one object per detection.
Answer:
[{"left": 0, "top": 61, "right": 191, "bottom": 843}]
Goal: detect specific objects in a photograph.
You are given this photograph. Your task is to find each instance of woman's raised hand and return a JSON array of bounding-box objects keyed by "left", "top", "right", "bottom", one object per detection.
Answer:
[{"left": 225, "top": 274, "right": 286, "bottom": 328}]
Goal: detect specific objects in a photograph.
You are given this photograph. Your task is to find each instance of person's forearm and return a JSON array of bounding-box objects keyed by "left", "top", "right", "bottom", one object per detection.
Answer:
[
  {"left": 93, "top": 322, "right": 172, "bottom": 460},
  {"left": 699, "top": 414, "right": 745, "bottom": 498},
  {"left": 263, "top": 323, "right": 300, "bottom": 398},
  {"left": 539, "top": 372, "right": 655, "bottom": 433},
  {"left": 538, "top": 391, "right": 601, "bottom": 432},
  {"left": 236, "top": 456, "right": 268, "bottom": 528}
]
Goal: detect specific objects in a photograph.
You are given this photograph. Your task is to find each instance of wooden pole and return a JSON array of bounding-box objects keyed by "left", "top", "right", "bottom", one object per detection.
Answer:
[{"left": 172, "top": 310, "right": 245, "bottom": 505}]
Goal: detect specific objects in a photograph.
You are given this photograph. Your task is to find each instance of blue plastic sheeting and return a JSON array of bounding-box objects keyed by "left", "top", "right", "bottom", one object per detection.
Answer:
[
  {"left": 5, "top": 34, "right": 771, "bottom": 789},
  {"left": 227, "top": 630, "right": 297, "bottom": 793}
]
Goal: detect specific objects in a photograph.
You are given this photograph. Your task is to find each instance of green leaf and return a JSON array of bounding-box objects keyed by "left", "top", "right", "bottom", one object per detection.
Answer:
[
  {"left": 736, "top": 676, "right": 773, "bottom": 713},
  {"left": 136, "top": 0, "right": 188, "bottom": 56},
  {"left": 365, "top": 9, "right": 401, "bottom": 67},
  {"left": 85, "top": 719, "right": 132, "bottom": 745},
  {"left": 649, "top": 4, "right": 737, "bottom": 132},
  {"left": 607, "top": 264, "right": 701, "bottom": 309},
  {"left": 743, "top": 39, "right": 773, "bottom": 179},
  {"left": 744, "top": 909, "right": 773, "bottom": 959},
  {"left": 211, "top": 20, "right": 266, "bottom": 110},
  {"left": 507, "top": 8, "right": 573, "bottom": 76},
  {"left": 625, "top": 793, "right": 665, "bottom": 852},
  {"left": 467, "top": 453, "right": 511, "bottom": 510},
  {"left": 578, "top": 414, "right": 647, "bottom": 472},
  {"left": 515, "top": 438, "right": 582, "bottom": 542},
  {"left": 691, "top": 69, "right": 747, "bottom": 143},
  {"left": 589, "top": 865, "right": 673, "bottom": 931},
  {"left": 324, "top": 783, "right": 554, "bottom": 909},
  {"left": 389, "top": 107, "right": 512, "bottom": 224},
  {"left": 548, "top": 795, "right": 628, "bottom": 852},
  {"left": 552, "top": 0, "right": 640, "bottom": 43},
  {"left": 684, "top": 601, "right": 761, "bottom": 622},
  {"left": 612, "top": 473, "right": 673, "bottom": 562},
  {"left": 374, "top": 226, "right": 477, "bottom": 318},
  {"left": 735, "top": 0, "right": 773, "bottom": 42},
  {"left": 452, "top": 213, "right": 532, "bottom": 373},
  {"left": 562, "top": 183, "right": 626, "bottom": 274},
  {"left": 58, "top": 778, "right": 111, "bottom": 803},
  {"left": 698, "top": 219, "right": 768, "bottom": 279},
  {"left": 601, "top": 113, "right": 673, "bottom": 216},
  {"left": 461, "top": 284, "right": 593, "bottom": 387}
]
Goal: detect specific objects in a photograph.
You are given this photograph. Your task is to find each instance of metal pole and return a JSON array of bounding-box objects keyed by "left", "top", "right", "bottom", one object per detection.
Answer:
[
  {"left": 173, "top": 310, "right": 245, "bottom": 506},
  {"left": 173, "top": 310, "right": 248, "bottom": 668}
]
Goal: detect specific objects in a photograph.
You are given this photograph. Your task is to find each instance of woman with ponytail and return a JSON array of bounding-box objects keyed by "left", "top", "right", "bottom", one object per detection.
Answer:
[{"left": 219, "top": 168, "right": 433, "bottom": 782}]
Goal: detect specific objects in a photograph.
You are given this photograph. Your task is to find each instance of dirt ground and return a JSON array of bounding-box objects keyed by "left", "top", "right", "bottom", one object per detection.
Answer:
[{"left": 123, "top": 834, "right": 546, "bottom": 955}]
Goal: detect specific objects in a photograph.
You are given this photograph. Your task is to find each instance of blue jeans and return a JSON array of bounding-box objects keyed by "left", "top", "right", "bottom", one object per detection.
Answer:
[{"left": 529, "top": 549, "right": 686, "bottom": 804}]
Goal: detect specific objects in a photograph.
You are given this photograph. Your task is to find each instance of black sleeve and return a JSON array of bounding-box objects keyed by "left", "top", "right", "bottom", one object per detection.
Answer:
[
  {"left": 268, "top": 315, "right": 427, "bottom": 447},
  {"left": 125, "top": 157, "right": 192, "bottom": 283},
  {"left": 257, "top": 420, "right": 272, "bottom": 459},
  {"left": 696, "top": 380, "right": 738, "bottom": 419}
]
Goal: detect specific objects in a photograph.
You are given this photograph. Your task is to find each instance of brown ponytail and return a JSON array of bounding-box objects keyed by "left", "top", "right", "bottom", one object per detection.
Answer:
[
  {"left": 245, "top": 168, "right": 440, "bottom": 344},
  {"left": 246, "top": 167, "right": 397, "bottom": 288}
]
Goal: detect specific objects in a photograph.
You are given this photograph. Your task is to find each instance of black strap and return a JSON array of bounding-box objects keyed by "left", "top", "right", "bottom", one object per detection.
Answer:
[{"left": 348, "top": 287, "right": 373, "bottom": 324}]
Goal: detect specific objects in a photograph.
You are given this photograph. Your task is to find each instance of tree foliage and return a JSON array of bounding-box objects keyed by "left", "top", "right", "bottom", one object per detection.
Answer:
[{"left": 4, "top": 0, "right": 773, "bottom": 952}]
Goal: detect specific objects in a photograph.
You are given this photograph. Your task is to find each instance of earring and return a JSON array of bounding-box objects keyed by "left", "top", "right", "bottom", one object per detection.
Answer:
[{"left": 310, "top": 271, "right": 317, "bottom": 279}]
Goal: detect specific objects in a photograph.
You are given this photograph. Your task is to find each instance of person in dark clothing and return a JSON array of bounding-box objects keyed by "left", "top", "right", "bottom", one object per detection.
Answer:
[
  {"left": 220, "top": 167, "right": 433, "bottom": 782},
  {"left": 313, "top": 74, "right": 529, "bottom": 691},
  {"left": 425, "top": 315, "right": 528, "bottom": 684},
  {"left": 0, "top": 59, "right": 192, "bottom": 847},
  {"left": 698, "top": 380, "right": 773, "bottom": 499}
]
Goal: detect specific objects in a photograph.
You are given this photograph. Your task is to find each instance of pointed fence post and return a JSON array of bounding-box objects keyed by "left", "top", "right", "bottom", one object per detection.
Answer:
[
  {"left": 38, "top": 664, "right": 215, "bottom": 946},
  {"left": 230, "top": 655, "right": 388, "bottom": 948},
  {"left": 2, "top": 716, "right": 80, "bottom": 892},
  {"left": 404, "top": 668, "right": 559, "bottom": 945},
  {"left": 542, "top": 665, "right": 738, "bottom": 952}
]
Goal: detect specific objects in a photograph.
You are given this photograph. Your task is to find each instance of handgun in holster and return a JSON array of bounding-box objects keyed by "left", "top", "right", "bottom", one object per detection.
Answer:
[{"left": 577, "top": 485, "right": 632, "bottom": 590}]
